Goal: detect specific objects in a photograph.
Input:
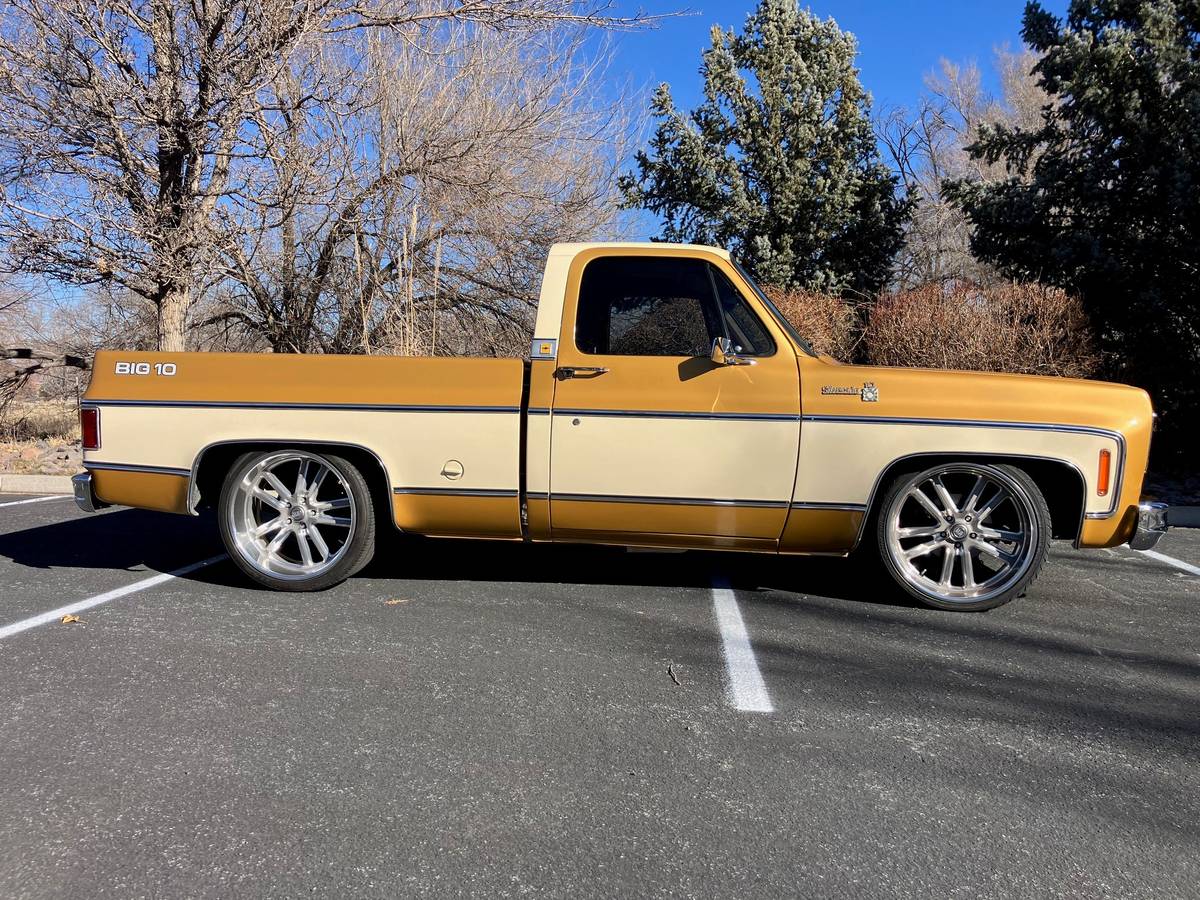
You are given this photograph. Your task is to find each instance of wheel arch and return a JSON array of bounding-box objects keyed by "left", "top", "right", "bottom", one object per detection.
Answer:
[
  {"left": 855, "top": 452, "right": 1087, "bottom": 549},
  {"left": 189, "top": 439, "right": 396, "bottom": 530}
]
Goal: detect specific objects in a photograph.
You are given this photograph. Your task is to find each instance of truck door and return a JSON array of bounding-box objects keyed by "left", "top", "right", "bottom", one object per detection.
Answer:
[{"left": 547, "top": 249, "right": 801, "bottom": 547}]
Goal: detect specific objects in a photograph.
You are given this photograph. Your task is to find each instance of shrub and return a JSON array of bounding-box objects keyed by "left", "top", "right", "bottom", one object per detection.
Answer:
[
  {"left": 864, "top": 282, "right": 1098, "bottom": 377},
  {"left": 760, "top": 285, "right": 860, "bottom": 361}
]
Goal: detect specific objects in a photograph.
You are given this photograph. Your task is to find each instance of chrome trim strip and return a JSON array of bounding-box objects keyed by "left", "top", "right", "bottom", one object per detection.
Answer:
[
  {"left": 549, "top": 492, "right": 790, "bottom": 508},
  {"left": 803, "top": 414, "right": 1124, "bottom": 521},
  {"left": 85, "top": 399, "right": 520, "bottom": 414},
  {"left": 552, "top": 408, "right": 800, "bottom": 422},
  {"left": 527, "top": 408, "right": 552, "bottom": 416},
  {"left": 790, "top": 502, "right": 868, "bottom": 512},
  {"left": 84, "top": 461, "right": 191, "bottom": 477},
  {"left": 527, "top": 491, "right": 550, "bottom": 501},
  {"left": 392, "top": 487, "right": 519, "bottom": 498}
]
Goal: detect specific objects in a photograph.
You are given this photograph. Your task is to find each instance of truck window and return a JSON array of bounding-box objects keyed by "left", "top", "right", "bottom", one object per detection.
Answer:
[{"left": 575, "top": 256, "right": 773, "bottom": 357}]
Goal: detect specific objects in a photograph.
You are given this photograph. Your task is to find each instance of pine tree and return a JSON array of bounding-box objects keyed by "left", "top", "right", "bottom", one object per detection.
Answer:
[
  {"left": 947, "top": 0, "right": 1200, "bottom": 466},
  {"left": 620, "top": 0, "right": 908, "bottom": 296}
]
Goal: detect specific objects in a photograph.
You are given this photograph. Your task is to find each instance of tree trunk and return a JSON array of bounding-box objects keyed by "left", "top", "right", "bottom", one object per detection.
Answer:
[{"left": 158, "top": 284, "right": 191, "bottom": 351}]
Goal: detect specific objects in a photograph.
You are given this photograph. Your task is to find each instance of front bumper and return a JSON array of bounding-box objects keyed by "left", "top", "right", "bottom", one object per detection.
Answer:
[
  {"left": 72, "top": 471, "right": 109, "bottom": 513},
  {"left": 1128, "top": 501, "right": 1169, "bottom": 551}
]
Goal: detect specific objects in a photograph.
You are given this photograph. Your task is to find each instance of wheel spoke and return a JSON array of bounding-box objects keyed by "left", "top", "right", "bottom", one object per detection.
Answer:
[
  {"left": 251, "top": 488, "right": 288, "bottom": 512},
  {"left": 897, "top": 524, "right": 941, "bottom": 539},
  {"left": 294, "top": 460, "right": 309, "bottom": 497},
  {"left": 313, "top": 514, "right": 351, "bottom": 528},
  {"left": 308, "top": 464, "right": 329, "bottom": 498},
  {"left": 297, "top": 530, "right": 314, "bottom": 567},
  {"left": 253, "top": 517, "right": 286, "bottom": 538},
  {"left": 960, "top": 546, "right": 976, "bottom": 588},
  {"left": 262, "top": 472, "right": 293, "bottom": 503},
  {"left": 904, "top": 540, "right": 941, "bottom": 560},
  {"left": 975, "top": 487, "right": 1008, "bottom": 523},
  {"left": 262, "top": 527, "right": 290, "bottom": 563},
  {"left": 308, "top": 525, "right": 331, "bottom": 561},
  {"left": 931, "top": 477, "right": 958, "bottom": 517},
  {"left": 961, "top": 475, "right": 986, "bottom": 514},
  {"left": 938, "top": 545, "right": 955, "bottom": 586},
  {"left": 978, "top": 526, "right": 1022, "bottom": 543},
  {"left": 318, "top": 497, "right": 350, "bottom": 512},
  {"left": 908, "top": 488, "right": 946, "bottom": 523}
]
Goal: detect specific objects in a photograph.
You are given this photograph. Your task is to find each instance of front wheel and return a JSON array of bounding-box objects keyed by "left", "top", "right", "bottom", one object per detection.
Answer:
[
  {"left": 875, "top": 462, "right": 1050, "bottom": 611},
  {"left": 219, "top": 450, "right": 376, "bottom": 591}
]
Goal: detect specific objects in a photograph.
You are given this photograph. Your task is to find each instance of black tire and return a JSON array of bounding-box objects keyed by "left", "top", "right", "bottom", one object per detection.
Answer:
[
  {"left": 218, "top": 450, "right": 376, "bottom": 591},
  {"left": 874, "top": 462, "right": 1050, "bottom": 612}
]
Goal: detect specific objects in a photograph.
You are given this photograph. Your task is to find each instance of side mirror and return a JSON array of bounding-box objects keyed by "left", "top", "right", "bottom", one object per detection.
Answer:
[{"left": 710, "top": 336, "right": 753, "bottom": 366}]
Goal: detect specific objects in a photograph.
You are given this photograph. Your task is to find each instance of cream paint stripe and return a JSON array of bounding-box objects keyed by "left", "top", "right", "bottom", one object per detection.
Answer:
[
  {"left": 0, "top": 495, "right": 72, "bottom": 509},
  {"left": 0, "top": 555, "right": 227, "bottom": 640},
  {"left": 1136, "top": 549, "right": 1200, "bottom": 577},
  {"left": 711, "top": 577, "right": 773, "bottom": 713}
]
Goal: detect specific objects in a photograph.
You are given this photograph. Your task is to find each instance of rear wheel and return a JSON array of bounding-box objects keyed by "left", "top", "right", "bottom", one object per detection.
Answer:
[
  {"left": 876, "top": 462, "right": 1049, "bottom": 611},
  {"left": 219, "top": 450, "right": 376, "bottom": 591}
]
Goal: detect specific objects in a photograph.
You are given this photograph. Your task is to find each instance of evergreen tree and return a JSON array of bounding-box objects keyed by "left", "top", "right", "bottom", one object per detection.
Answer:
[
  {"left": 620, "top": 0, "right": 908, "bottom": 296},
  {"left": 947, "top": 1, "right": 1200, "bottom": 465}
]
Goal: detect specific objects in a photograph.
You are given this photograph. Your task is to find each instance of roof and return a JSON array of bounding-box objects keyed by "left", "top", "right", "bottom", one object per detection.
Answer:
[{"left": 547, "top": 241, "right": 731, "bottom": 261}]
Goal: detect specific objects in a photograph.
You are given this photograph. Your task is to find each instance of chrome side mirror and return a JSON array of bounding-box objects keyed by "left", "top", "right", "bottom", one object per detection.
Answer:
[{"left": 710, "top": 336, "right": 753, "bottom": 366}]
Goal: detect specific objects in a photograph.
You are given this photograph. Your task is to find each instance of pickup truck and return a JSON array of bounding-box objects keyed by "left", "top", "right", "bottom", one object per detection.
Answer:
[{"left": 72, "top": 242, "right": 1168, "bottom": 611}]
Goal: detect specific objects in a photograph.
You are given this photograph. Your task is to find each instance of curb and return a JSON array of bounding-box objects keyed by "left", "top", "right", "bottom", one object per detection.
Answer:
[{"left": 0, "top": 473, "right": 76, "bottom": 494}]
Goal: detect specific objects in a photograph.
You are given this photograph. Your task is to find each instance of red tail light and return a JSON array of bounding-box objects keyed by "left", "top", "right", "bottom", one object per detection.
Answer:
[
  {"left": 80, "top": 408, "right": 100, "bottom": 450},
  {"left": 1097, "top": 448, "right": 1111, "bottom": 496}
]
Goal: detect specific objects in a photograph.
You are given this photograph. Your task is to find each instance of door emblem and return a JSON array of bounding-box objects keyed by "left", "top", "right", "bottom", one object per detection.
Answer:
[{"left": 820, "top": 382, "right": 880, "bottom": 401}]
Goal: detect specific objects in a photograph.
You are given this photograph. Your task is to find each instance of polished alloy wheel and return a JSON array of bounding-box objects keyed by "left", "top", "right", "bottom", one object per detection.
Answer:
[
  {"left": 227, "top": 451, "right": 357, "bottom": 581},
  {"left": 883, "top": 464, "right": 1039, "bottom": 606}
]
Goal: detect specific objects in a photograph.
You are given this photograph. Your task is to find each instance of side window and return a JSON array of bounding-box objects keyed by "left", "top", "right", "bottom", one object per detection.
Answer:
[
  {"left": 709, "top": 266, "right": 775, "bottom": 356},
  {"left": 576, "top": 256, "right": 722, "bottom": 356},
  {"left": 575, "top": 256, "right": 773, "bottom": 357}
]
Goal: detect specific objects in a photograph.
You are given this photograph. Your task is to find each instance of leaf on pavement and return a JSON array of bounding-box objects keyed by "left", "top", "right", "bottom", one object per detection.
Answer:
[
  {"left": 383, "top": 598, "right": 411, "bottom": 606},
  {"left": 60, "top": 614, "right": 82, "bottom": 624}
]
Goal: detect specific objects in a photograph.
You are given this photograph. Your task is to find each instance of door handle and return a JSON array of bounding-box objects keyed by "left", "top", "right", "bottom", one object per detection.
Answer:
[{"left": 554, "top": 366, "right": 610, "bottom": 380}]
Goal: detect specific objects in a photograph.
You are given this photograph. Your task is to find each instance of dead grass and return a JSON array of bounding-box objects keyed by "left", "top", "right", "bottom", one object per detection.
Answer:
[{"left": 0, "top": 399, "right": 79, "bottom": 443}]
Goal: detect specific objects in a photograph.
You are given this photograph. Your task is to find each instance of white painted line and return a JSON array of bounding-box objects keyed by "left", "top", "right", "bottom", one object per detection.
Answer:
[
  {"left": 0, "top": 554, "right": 227, "bottom": 640},
  {"left": 0, "top": 495, "right": 71, "bottom": 509},
  {"left": 1137, "top": 549, "right": 1200, "bottom": 577},
  {"left": 711, "top": 577, "right": 773, "bottom": 713}
]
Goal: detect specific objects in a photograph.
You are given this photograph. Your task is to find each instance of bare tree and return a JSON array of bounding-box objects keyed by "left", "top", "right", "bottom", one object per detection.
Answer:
[
  {"left": 878, "top": 47, "right": 1047, "bottom": 286},
  {"left": 212, "top": 26, "right": 632, "bottom": 356},
  {"left": 0, "top": 0, "right": 650, "bottom": 352}
]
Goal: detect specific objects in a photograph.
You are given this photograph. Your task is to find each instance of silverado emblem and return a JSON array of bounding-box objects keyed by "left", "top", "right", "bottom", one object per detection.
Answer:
[{"left": 820, "top": 383, "right": 879, "bottom": 401}]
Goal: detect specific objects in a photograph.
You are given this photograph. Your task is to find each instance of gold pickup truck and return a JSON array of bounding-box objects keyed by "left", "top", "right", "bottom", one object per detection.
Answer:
[{"left": 72, "top": 242, "right": 1168, "bottom": 610}]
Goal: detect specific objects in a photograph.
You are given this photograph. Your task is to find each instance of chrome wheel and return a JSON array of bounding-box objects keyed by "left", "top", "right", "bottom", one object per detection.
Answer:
[
  {"left": 883, "top": 464, "right": 1039, "bottom": 606},
  {"left": 227, "top": 451, "right": 357, "bottom": 581}
]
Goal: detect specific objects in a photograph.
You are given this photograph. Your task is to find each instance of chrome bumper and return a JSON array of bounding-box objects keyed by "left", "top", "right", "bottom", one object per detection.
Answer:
[
  {"left": 72, "top": 471, "right": 108, "bottom": 513},
  {"left": 1129, "top": 501, "right": 1169, "bottom": 551}
]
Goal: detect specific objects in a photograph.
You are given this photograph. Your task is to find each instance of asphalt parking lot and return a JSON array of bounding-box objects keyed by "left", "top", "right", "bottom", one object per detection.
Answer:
[{"left": 1, "top": 493, "right": 1198, "bottom": 898}]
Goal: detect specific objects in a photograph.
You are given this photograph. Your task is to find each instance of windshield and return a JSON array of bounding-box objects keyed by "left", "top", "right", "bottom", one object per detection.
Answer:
[{"left": 730, "top": 259, "right": 818, "bottom": 358}]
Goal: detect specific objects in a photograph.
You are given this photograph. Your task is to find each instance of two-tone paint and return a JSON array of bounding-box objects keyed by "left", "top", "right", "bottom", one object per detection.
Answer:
[{"left": 79, "top": 241, "right": 1155, "bottom": 555}]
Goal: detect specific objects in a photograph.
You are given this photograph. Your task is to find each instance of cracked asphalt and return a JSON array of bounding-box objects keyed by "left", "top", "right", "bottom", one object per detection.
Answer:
[{"left": 0, "top": 493, "right": 1197, "bottom": 898}]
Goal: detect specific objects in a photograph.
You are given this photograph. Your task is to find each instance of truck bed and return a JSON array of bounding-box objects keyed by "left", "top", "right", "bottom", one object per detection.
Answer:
[{"left": 82, "top": 351, "right": 528, "bottom": 537}]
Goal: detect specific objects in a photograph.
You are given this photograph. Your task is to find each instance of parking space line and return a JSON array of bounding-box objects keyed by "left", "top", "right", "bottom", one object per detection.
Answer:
[
  {"left": 0, "top": 554, "right": 227, "bottom": 640},
  {"left": 1137, "top": 549, "right": 1200, "bottom": 577},
  {"left": 711, "top": 577, "right": 773, "bottom": 713},
  {"left": 0, "top": 495, "right": 72, "bottom": 509}
]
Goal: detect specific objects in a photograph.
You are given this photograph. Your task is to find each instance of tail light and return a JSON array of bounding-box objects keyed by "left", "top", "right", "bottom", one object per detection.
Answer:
[
  {"left": 1097, "top": 448, "right": 1111, "bottom": 497},
  {"left": 80, "top": 407, "right": 100, "bottom": 450}
]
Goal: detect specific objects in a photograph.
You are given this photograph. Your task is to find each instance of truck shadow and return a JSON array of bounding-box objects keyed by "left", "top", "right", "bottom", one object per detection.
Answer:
[{"left": 0, "top": 507, "right": 895, "bottom": 608}]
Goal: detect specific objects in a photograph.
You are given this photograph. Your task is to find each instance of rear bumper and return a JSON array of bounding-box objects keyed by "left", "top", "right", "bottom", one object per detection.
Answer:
[
  {"left": 1128, "top": 501, "right": 1168, "bottom": 551},
  {"left": 72, "top": 471, "right": 109, "bottom": 513}
]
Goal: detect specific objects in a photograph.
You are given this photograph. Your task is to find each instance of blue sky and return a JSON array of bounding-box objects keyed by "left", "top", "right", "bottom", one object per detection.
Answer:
[{"left": 608, "top": 1, "right": 1068, "bottom": 113}]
